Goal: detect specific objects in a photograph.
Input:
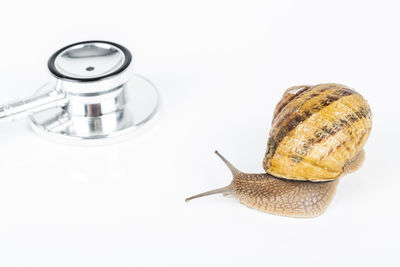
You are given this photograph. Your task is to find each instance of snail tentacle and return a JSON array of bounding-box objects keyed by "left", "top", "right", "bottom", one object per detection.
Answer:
[
  {"left": 185, "top": 186, "right": 232, "bottom": 202},
  {"left": 185, "top": 151, "right": 240, "bottom": 202}
]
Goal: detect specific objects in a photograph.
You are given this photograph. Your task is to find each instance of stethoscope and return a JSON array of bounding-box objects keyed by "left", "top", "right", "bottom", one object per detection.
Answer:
[{"left": 0, "top": 40, "right": 159, "bottom": 144}]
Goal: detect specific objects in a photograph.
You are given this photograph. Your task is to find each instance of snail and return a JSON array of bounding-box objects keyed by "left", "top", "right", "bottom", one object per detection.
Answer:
[{"left": 186, "top": 83, "right": 372, "bottom": 218}]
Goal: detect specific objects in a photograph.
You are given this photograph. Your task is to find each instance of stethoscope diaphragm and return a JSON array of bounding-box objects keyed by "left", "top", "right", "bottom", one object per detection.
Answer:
[{"left": 0, "top": 40, "right": 159, "bottom": 144}]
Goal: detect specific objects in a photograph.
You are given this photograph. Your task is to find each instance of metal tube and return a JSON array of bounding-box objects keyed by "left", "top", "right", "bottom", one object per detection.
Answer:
[{"left": 0, "top": 85, "right": 67, "bottom": 123}]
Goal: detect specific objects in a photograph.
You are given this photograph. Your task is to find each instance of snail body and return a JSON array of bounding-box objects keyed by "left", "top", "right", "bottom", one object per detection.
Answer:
[{"left": 186, "top": 83, "right": 372, "bottom": 218}]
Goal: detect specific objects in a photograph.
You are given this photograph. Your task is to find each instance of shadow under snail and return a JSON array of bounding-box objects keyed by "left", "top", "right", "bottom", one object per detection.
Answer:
[{"left": 186, "top": 83, "right": 372, "bottom": 218}]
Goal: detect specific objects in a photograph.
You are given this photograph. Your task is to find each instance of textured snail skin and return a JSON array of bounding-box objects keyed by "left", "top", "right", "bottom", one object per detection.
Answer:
[
  {"left": 233, "top": 149, "right": 363, "bottom": 217},
  {"left": 186, "top": 149, "right": 363, "bottom": 218},
  {"left": 186, "top": 83, "right": 372, "bottom": 218},
  {"left": 232, "top": 173, "right": 339, "bottom": 218}
]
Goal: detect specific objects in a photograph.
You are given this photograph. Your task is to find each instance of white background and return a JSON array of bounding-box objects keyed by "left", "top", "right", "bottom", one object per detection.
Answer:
[{"left": 0, "top": 0, "right": 399, "bottom": 266}]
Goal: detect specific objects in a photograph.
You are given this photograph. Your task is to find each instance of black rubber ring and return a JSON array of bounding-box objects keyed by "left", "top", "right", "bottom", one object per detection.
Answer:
[{"left": 48, "top": 40, "right": 132, "bottom": 82}]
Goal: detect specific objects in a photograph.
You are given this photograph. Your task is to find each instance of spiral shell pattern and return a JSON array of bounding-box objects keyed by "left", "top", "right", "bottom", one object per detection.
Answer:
[{"left": 263, "top": 83, "right": 372, "bottom": 182}]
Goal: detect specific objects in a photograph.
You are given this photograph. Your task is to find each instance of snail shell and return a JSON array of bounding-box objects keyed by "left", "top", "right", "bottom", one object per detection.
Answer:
[{"left": 264, "top": 83, "right": 372, "bottom": 181}]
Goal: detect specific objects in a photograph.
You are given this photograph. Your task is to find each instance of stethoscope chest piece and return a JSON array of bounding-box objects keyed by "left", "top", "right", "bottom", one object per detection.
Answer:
[{"left": 0, "top": 40, "right": 159, "bottom": 144}]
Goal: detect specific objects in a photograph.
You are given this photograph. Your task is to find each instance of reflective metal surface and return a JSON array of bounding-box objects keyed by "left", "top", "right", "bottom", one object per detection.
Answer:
[
  {"left": 0, "top": 40, "right": 159, "bottom": 144},
  {"left": 54, "top": 42, "right": 126, "bottom": 80},
  {"left": 30, "top": 74, "right": 159, "bottom": 144},
  {"left": 0, "top": 86, "right": 67, "bottom": 123}
]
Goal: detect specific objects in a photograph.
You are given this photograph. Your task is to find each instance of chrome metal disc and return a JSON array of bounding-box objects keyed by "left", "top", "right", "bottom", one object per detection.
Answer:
[
  {"left": 48, "top": 40, "right": 131, "bottom": 82},
  {"left": 29, "top": 74, "right": 159, "bottom": 145}
]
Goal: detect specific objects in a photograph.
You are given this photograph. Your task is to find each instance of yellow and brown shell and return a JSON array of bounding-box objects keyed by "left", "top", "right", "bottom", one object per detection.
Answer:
[{"left": 263, "top": 83, "right": 372, "bottom": 182}]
